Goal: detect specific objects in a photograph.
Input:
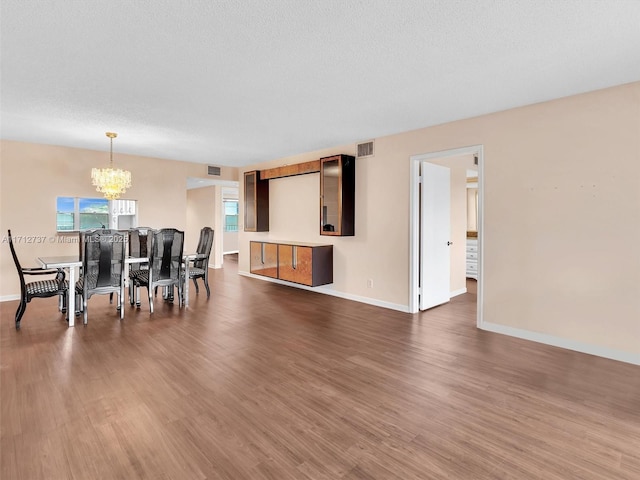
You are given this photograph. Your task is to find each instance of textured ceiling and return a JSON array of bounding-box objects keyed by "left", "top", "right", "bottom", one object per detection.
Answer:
[{"left": 2, "top": 0, "right": 640, "bottom": 167}]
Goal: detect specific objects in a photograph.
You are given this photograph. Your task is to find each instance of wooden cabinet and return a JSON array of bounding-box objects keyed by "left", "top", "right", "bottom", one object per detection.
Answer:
[
  {"left": 278, "top": 244, "right": 332, "bottom": 286},
  {"left": 250, "top": 241, "right": 333, "bottom": 287},
  {"left": 320, "top": 154, "right": 355, "bottom": 236},
  {"left": 243, "top": 154, "right": 355, "bottom": 236},
  {"left": 250, "top": 241, "right": 278, "bottom": 278},
  {"left": 244, "top": 170, "right": 269, "bottom": 232},
  {"left": 466, "top": 238, "right": 478, "bottom": 280}
]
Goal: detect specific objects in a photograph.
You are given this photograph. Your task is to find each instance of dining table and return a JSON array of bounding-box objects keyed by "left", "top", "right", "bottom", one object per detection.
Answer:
[
  {"left": 37, "top": 255, "right": 82, "bottom": 327},
  {"left": 37, "top": 255, "right": 149, "bottom": 326},
  {"left": 125, "top": 256, "right": 148, "bottom": 268},
  {"left": 125, "top": 255, "right": 148, "bottom": 307},
  {"left": 182, "top": 253, "right": 200, "bottom": 307}
]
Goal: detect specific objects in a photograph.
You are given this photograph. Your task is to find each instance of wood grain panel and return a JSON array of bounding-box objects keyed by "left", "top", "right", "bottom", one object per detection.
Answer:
[
  {"left": 249, "top": 241, "right": 278, "bottom": 278},
  {"left": 259, "top": 160, "right": 320, "bottom": 180},
  {"left": 277, "top": 245, "right": 313, "bottom": 286}
]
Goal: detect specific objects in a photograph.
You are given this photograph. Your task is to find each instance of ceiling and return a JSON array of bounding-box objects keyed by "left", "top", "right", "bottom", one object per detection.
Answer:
[{"left": 2, "top": 1, "right": 639, "bottom": 168}]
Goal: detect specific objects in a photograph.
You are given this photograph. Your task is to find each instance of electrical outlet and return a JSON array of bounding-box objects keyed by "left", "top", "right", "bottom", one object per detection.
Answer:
[{"left": 367, "top": 279, "right": 373, "bottom": 288}]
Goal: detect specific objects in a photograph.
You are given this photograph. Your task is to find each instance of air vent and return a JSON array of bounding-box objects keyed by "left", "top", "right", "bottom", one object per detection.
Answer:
[
  {"left": 207, "top": 165, "right": 221, "bottom": 176},
  {"left": 357, "top": 141, "right": 374, "bottom": 158}
]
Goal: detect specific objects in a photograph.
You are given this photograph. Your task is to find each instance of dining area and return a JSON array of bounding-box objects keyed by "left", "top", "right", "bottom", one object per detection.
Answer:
[{"left": 7, "top": 226, "right": 214, "bottom": 328}]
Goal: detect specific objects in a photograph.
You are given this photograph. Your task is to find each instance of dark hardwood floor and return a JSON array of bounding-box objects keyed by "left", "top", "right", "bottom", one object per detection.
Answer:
[{"left": 1, "top": 259, "right": 639, "bottom": 479}]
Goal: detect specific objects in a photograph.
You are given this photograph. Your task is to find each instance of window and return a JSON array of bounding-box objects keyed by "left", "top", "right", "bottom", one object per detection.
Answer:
[
  {"left": 56, "top": 197, "right": 110, "bottom": 231},
  {"left": 56, "top": 197, "right": 75, "bottom": 231},
  {"left": 223, "top": 200, "right": 239, "bottom": 232}
]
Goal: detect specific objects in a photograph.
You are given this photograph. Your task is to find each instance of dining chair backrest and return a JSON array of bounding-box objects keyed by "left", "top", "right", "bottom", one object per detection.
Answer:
[
  {"left": 82, "top": 229, "right": 126, "bottom": 291},
  {"left": 7, "top": 229, "right": 27, "bottom": 298},
  {"left": 129, "top": 227, "right": 153, "bottom": 258},
  {"left": 78, "top": 228, "right": 106, "bottom": 263},
  {"left": 150, "top": 228, "right": 184, "bottom": 283},
  {"left": 78, "top": 229, "right": 93, "bottom": 263},
  {"left": 194, "top": 227, "right": 214, "bottom": 270}
]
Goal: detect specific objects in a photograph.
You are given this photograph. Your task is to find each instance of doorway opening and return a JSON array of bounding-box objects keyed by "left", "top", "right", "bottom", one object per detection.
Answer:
[
  {"left": 186, "top": 177, "right": 239, "bottom": 269},
  {"left": 409, "top": 145, "right": 483, "bottom": 328}
]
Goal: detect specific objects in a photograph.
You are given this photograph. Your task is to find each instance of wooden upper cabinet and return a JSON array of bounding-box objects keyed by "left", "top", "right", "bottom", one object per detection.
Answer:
[
  {"left": 320, "top": 154, "right": 355, "bottom": 236},
  {"left": 244, "top": 171, "right": 269, "bottom": 232}
]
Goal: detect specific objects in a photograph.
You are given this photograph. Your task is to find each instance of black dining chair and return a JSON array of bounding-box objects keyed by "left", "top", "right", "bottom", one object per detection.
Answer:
[
  {"left": 127, "top": 227, "right": 153, "bottom": 306},
  {"left": 76, "top": 229, "right": 126, "bottom": 325},
  {"left": 133, "top": 228, "right": 184, "bottom": 313},
  {"left": 7, "top": 229, "right": 68, "bottom": 329},
  {"left": 186, "top": 227, "right": 214, "bottom": 297}
]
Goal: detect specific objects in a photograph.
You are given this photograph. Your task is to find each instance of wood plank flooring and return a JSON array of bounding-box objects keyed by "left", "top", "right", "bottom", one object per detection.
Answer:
[{"left": 1, "top": 258, "right": 639, "bottom": 479}]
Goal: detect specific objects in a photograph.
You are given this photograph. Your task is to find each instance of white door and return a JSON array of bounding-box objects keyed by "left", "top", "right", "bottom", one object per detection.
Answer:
[{"left": 420, "top": 162, "right": 451, "bottom": 310}]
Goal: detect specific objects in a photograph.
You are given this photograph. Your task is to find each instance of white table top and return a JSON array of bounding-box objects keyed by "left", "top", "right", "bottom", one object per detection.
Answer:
[
  {"left": 126, "top": 256, "right": 148, "bottom": 264},
  {"left": 37, "top": 255, "right": 82, "bottom": 268},
  {"left": 38, "top": 255, "right": 147, "bottom": 267}
]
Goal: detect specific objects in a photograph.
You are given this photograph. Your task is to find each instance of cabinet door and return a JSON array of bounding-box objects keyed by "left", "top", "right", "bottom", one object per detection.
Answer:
[
  {"left": 244, "top": 171, "right": 269, "bottom": 232},
  {"left": 244, "top": 172, "right": 257, "bottom": 231},
  {"left": 250, "top": 242, "right": 278, "bottom": 278},
  {"left": 320, "top": 155, "right": 355, "bottom": 236},
  {"left": 278, "top": 244, "right": 313, "bottom": 286}
]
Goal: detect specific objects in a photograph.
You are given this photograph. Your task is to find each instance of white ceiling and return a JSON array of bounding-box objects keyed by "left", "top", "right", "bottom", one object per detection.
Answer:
[{"left": 2, "top": 1, "right": 640, "bottom": 168}]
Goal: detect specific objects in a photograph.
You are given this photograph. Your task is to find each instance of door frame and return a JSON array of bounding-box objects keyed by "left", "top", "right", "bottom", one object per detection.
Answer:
[{"left": 409, "top": 145, "right": 484, "bottom": 328}]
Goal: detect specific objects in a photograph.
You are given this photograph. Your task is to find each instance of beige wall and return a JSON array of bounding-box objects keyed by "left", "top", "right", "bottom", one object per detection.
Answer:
[
  {"left": 0, "top": 141, "right": 237, "bottom": 296},
  {"left": 212, "top": 186, "right": 224, "bottom": 266},
  {"left": 186, "top": 185, "right": 226, "bottom": 268},
  {"left": 239, "top": 82, "right": 640, "bottom": 357},
  {"left": 467, "top": 188, "right": 478, "bottom": 232},
  {"left": 450, "top": 164, "right": 467, "bottom": 292},
  {"left": 186, "top": 186, "right": 215, "bottom": 253}
]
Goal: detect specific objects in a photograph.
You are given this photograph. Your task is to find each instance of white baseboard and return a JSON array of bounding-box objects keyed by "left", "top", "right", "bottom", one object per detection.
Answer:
[
  {"left": 223, "top": 250, "right": 239, "bottom": 255},
  {"left": 450, "top": 287, "right": 467, "bottom": 297},
  {"left": 480, "top": 321, "right": 640, "bottom": 366},
  {"left": 238, "top": 272, "right": 639, "bottom": 365},
  {"left": 238, "top": 271, "right": 410, "bottom": 313},
  {"left": 0, "top": 294, "right": 20, "bottom": 302}
]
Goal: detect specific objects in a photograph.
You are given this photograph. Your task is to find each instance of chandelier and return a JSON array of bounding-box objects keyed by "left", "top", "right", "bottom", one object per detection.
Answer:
[{"left": 91, "top": 132, "right": 132, "bottom": 200}]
